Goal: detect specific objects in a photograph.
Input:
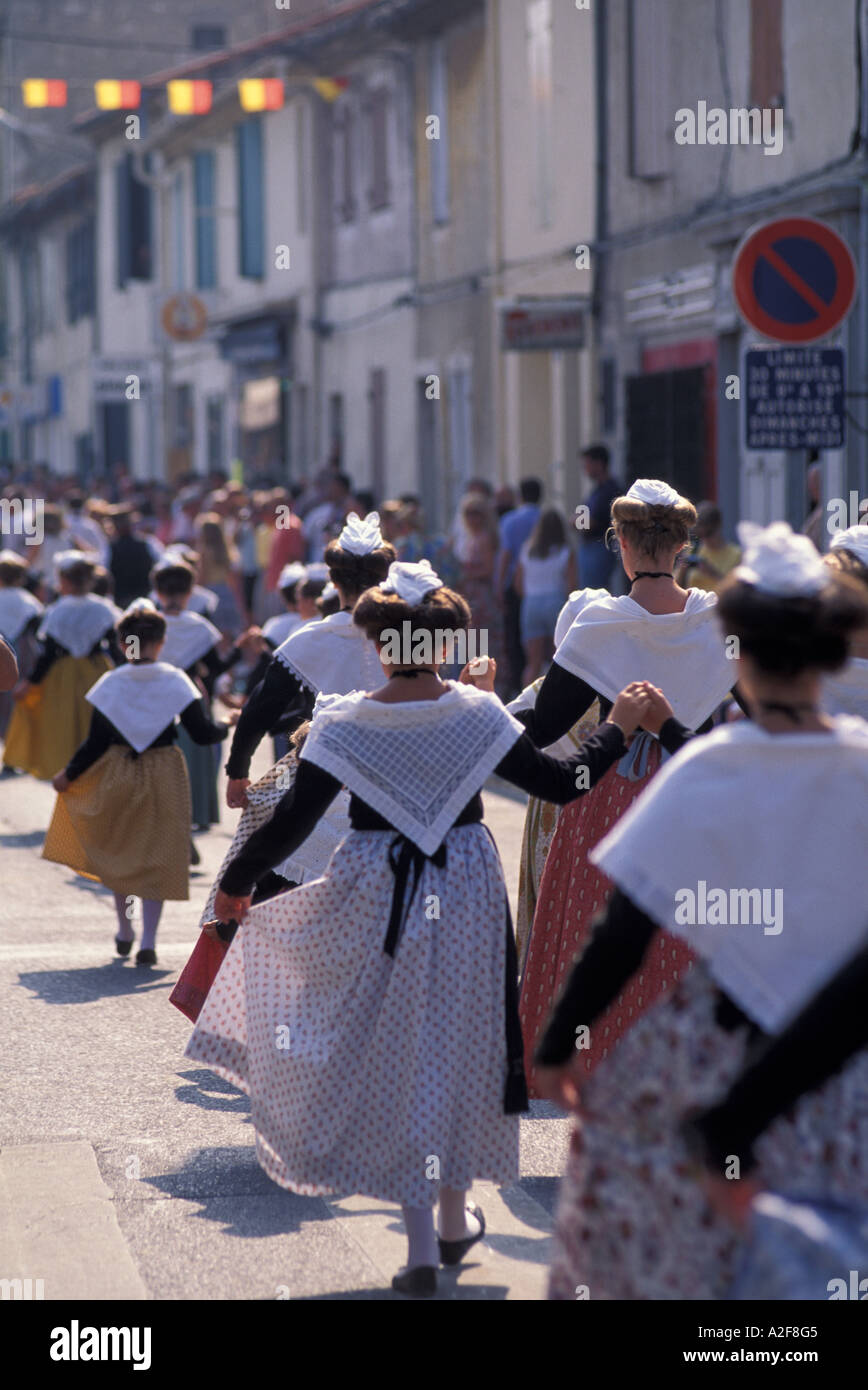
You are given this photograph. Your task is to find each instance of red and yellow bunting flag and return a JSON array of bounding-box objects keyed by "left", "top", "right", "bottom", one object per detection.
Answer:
[
  {"left": 95, "top": 80, "right": 141, "bottom": 110},
  {"left": 238, "top": 78, "right": 284, "bottom": 112},
  {"left": 167, "top": 80, "right": 213, "bottom": 115},
  {"left": 22, "top": 79, "right": 67, "bottom": 108},
  {"left": 311, "top": 77, "right": 349, "bottom": 102}
]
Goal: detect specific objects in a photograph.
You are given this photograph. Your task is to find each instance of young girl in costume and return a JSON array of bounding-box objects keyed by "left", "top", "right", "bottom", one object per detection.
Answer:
[
  {"left": 186, "top": 559, "right": 655, "bottom": 1296},
  {"left": 152, "top": 557, "right": 259, "bottom": 836},
  {"left": 43, "top": 600, "right": 230, "bottom": 965},
  {"left": 3, "top": 551, "right": 121, "bottom": 780}
]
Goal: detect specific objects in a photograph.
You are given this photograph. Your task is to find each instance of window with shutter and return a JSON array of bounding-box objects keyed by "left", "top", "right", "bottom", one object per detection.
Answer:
[
  {"left": 369, "top": 89, "right": 390, "bottom": 211},
  {"left": 627, "top": 0, "right": 671, "bottom": 179},
  {"left": 333, "top": 105, "right": 355, "bottom": 224},
  {"left": 116, "top": 154, "right": 152, "bottom": 287},
  {"left": 67, "top": 220, "right": 95, "bottom": 323},
  {"left": 750, "top": 0, "right": 784, "bottom": 109},
  {"left": 236, "top": 117, "right": 265, "bottom": 278},
  {"left": 115, "top": 156, "right": 132, "bottom": 288},
  {"left": 429, "top": 40, "right": 450, "bottom": 225},
  {"left": 193, "top": 150, "right": 217, "bottom": 290},
  {"left": 526, "top": 0, "right": 554, "bottom": 227}
]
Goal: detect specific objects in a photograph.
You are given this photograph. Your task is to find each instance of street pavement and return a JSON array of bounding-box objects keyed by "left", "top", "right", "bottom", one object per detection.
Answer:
[{"left": 0, "top": 748, "right": 571, "bottom": 1301}]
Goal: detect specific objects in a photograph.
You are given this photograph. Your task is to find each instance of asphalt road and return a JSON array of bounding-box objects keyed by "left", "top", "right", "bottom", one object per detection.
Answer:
[{"left": 0, "top": 748, "right": 571, "bottom": 1302}]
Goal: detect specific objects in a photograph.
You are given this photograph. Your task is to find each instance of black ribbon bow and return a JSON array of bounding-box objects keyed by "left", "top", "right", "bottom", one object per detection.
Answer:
[{"left": 383, "top": 833, "right": 447, "bottom": 957}]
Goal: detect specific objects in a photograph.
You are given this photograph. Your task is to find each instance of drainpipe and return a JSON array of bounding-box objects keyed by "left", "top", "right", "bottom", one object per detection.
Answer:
[{"left": 858, "top": 0, "right": 868, "bottom": 500}]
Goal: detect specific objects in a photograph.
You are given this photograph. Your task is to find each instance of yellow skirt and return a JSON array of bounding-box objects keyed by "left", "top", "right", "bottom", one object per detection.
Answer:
[
  {"left": 42, "top": 743, "right": 192, "bottom": 900},
  {"left": 3, "top": 652, "right": 113, "bottom": 781}
]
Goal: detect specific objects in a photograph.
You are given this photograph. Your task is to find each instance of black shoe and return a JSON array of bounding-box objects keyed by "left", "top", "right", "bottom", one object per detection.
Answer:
[
  {"left": 438, "top": 1203, "right": 485, "bottom": 1267},
  {"left": 391, "top": 1266, "right": 437, "bottom": 1297},
  {"left": 114, "top": 936, "right": 133, "bottom": 957},
  {"left": 190, "top": 840, "right": 201, "bottom": 866},
  {"left": 135, "top": 948, "right": 157, "bottom": 967}
]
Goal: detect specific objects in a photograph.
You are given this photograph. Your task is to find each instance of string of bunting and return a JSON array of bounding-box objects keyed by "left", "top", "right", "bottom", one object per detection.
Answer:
[{"left": 19, "top": 76, "right": 349, "bottom": 111}]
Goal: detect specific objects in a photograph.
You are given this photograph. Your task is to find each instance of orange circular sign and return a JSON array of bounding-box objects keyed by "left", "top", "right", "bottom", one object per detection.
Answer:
[{"left": 161, "top": 293, "right": 208, "bottom": 341}]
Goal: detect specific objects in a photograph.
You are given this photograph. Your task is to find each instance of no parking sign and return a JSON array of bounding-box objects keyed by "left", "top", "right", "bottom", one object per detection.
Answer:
[{"left": 733, "top": 217, "right": 856, "bottom": 344}]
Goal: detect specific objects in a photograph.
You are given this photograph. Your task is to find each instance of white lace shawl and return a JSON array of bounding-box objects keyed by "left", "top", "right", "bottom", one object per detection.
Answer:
[
  {"left": 263, "top": 611, "right": 304, "bottom": 648},
  {"left": 0, "top": 587, "right": 43, "bottom": 643},
  {"left": 274, "top": 609, "right": 383, "bottom": 695},
  {"left": 300, "top": 683, "right": 526, "bottom": 854},
  {"left": 159, "top": 611, "right": 221, "bottom": 671},
  {"left": 553, "top": 587, "right": 733, "bottom": 730},
  {"left": 592, "top": 716, "right": 868, "bottom": 1034},
  {"left": 86, "top": 662, "right": 202, "bottom": 752},
  {"left": 39, "top": 595, "right": 119, "bottom": 659}
]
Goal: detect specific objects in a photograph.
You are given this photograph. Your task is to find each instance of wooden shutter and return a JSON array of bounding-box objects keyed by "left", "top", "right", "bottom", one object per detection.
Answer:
[
  {"left": 236, "top": 117, "right": 265, "bottom": 278},
  {"left": 750, "top": 0, "right": 784, "bottom": 108},
  {"left": 115, "top": 156, "right": 132, "bottom": 288},
  {"left": 368, "top": 89, "right": 390, "bottom": 211},
  {"left": 194, "top": 150, "right": 217, "bottom": 290},
  {"left": 628, "top": 0, "right": 671, "bottom": 179}
]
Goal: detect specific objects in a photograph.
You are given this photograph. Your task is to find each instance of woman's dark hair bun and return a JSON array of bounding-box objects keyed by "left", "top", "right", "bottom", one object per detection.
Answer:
[
  {"left": 717, "top": 572, "right": 868, "bottom": 677},
  {"left": 324, "top": 539, "right": 396, "bottom": 601},
  {"left": 354, "top": 585, "right": 471, "bottom": 645}
]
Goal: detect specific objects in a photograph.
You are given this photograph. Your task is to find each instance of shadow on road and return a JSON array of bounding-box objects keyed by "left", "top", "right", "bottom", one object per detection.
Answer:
[
  {"left": 175, "top": 1067, "right": 251, "bottom": 1115},
  {"left": 503, "top": 1176, "right": 562, "bottom": 1225},
  {"left": 0, "top": 828, "right": 48, "bottom": 849},
  {"left": 18, "top": 962, "right": 174, "bottom": 1003},
  {"left": 299, "top": 1277, "right": 510, "bottom": 1301},
  {"left": 142, "top": 1145, "right": 331, "bottom": 1238}
]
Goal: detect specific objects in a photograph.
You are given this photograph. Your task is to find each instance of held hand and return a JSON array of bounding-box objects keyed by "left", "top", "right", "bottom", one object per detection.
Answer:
[
  {"left": 607, "top": 682, "right": 652, "bottom": 738},
  {"left": 214, "top": 888, "right": 251, "bottom": 925},
  {"left": 222, "top": 710, "right": 241, "bottom": 728},
  {"left": 226, "top": 777, "right": 250, "bottom": 809},
  {"left": 459, "top": 656, "right": 497, "bottom": 692},
  {"left": 52, "top": 770, "right": 70, "bottom": 792},
  {"left": 638, "top": 684, "right": 675, "bottom": 737},
  {"left": 534, "top": 1059, "right": 583, "bottom": 1113}
]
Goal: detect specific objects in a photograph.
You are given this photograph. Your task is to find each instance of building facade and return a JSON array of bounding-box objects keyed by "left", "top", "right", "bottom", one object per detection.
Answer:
[{"left": 598, "top": 0, "right": 867, "bottom": 538}]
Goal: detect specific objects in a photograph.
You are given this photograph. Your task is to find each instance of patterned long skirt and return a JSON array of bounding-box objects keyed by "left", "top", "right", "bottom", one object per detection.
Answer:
[
  {"left": 520, "top": 734, "right": 694, "bottom": 1093},
  {"left": 186, "top": 824, "right": 520, "bottom": 1207},
  {"left": 515, "top": 702, "right": 601, "bottom": 977},
  {"left": 548, "top": 963, "right": 868, "bottom": 1300}
]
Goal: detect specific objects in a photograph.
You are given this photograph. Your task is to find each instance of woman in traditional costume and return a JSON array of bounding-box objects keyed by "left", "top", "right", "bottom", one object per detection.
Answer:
[
  {"left": 185, "top": 560, "right": 654, "bottom": 1296},
  {"left": 3, "top": 551, "right": 121, "bottom": 780},
  {"left": 517, "top": 480, "right": 736, "bottom": 1087},
  {"left": 821, "top": 523, "right": 868, "bottom": 719},
  {"left": 43, "top": 601, "right": 230, "bottom": 966},
  {"left": 533, "top": 522, "right": 868, "bottom": 1299},
  {"left": 205, "top": 514, "right": 395, "bottom": 912},
  {"left": 152, "top": 558, "right": 258, "bottom": 836},
  {"left": 0, "top": 550, "right": 43, "bottom": 741}
]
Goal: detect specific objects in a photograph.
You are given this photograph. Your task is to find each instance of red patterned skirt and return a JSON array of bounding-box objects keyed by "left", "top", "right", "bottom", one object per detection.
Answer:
[{"left": 519, "top": 735, "right": 694, "bottom": 1094}]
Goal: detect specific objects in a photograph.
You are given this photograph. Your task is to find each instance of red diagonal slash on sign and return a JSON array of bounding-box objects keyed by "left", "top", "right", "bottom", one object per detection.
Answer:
[
  {"left": 760, "top": 244, "right": 830, "bottom": 316},
  {"left": 733, "top": 216, "right": 857, "bottom": 343}
]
